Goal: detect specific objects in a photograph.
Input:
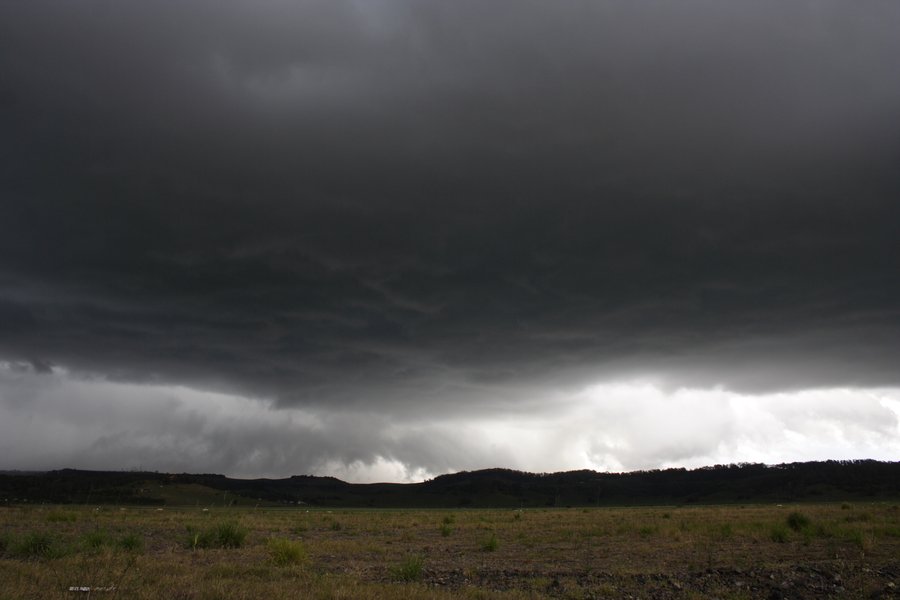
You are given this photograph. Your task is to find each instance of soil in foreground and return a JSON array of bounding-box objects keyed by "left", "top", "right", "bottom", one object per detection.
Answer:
[{"left": 1, "top": 503, "right": 898, "bottom": 599}]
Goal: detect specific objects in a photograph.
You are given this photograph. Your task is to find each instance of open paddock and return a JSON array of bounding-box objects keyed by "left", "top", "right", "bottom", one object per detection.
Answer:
[{"left": 1, "top": 503, "right": 898, "bottom": 598}]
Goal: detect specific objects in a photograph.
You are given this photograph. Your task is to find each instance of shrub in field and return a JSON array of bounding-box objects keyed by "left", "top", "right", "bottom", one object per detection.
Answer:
[
  {"left": 117, "top": 533, "right": 144, "bottom": 552},
  {"left": 214, "top": 521, "right": 247, "bottom": 548},
  {"left": 770, "top": 524, "right": 789, "bottom": 543},
  {"left": 848, "top": 530, "right": 875, "bottom": 551},
  {"left": 12, "top": 532, "right": 66, "bottom": 559},
  {"left": 786, "top": 511, "right": 810, "bottom": 531},
  {"left": 45, "top": 510, "right": 77, "bottom": 523},
  {"left": 390, "top": 554, "right": 424, "bottom": 582},
  {"left": 717, "top": 523, "right": 733, "bottom": 539},
  {"left": 882, "top": 525, "right": 900, "bottom": 539},
  {"left": 481, "top": 533, "right": 499, "bottom": 552},
  {"left": 187, "top": 528, "right": 211, "bottom": 550},
  {"left": 82, "top": 529, "right": 110, "bottom": 551},
  {"left": 439, "top": 522, "right": 452, "bottom": 537},
  {"left": 330, "top": 521, "right": 343, "bottom": 531},
  {"left": 845, "top": 512, "right": 871, "bottom": 523},
  {"left": 186, "top": 521, "right": 247, "bottom": 549},
  {"left": 814, "top": 523, "right": 835, "bottom": 539},
  {"left": 268, "top": 538, "right": 306, "bottom": 566}
]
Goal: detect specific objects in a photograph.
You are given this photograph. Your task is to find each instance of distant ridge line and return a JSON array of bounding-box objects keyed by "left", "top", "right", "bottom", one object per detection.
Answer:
[{"left": 2, "top": 460, "right": 899, "bottom": 507}]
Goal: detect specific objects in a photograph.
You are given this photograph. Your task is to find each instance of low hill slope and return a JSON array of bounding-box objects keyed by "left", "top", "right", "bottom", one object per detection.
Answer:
[{"left": 1, "top": 460, "right": 897, "bottom": 507}]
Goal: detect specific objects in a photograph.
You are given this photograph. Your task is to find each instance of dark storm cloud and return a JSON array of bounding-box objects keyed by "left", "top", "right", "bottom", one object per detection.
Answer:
[{"left": 1, "top": 0, "right": 899, "bottom": 414}]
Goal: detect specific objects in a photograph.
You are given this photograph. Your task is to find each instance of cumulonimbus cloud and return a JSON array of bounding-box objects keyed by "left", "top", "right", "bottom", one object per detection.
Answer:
[{"left": 0, "top": 1, "right": 899, "bottom": 476}]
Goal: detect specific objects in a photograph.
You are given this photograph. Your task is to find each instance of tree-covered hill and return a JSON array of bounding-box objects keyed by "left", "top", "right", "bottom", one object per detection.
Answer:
[{"left": 1, "top": 460, "right": 897, "bottom": 507}]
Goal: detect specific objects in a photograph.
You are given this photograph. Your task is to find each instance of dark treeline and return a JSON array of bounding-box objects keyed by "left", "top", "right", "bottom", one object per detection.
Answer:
[{"left": 1, "top": 460, "right": 898, "bottom": 507}]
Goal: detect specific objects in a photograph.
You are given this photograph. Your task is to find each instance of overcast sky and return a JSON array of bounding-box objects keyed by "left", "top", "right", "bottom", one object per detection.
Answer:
[{"left": 1, "top": 1, "right": 898, "bottom": 481}]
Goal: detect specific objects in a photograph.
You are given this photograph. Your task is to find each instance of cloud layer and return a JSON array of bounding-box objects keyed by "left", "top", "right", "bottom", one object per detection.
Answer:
[
  {"left": 2, "top": 363, "right": 898, "bottom": 481},
  {"left": 1, "top": 2, "right": 899, "bottom": 476}
]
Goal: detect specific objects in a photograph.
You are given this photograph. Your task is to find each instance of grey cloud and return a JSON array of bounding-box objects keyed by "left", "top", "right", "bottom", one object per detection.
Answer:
[
  {"left": 0, "top": 0, "right": 899, "bottom": 418},
  {"left": 2, "top": 367, "right": 898, "bottom": 479},
  {"left": 0, "top": 298, "right": 37, "bottom": 334},
  {"left": 0, "top": 366, "right": 519, "bottom": 478}
]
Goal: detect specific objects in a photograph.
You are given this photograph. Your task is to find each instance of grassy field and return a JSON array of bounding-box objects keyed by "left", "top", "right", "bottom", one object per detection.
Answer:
[{"left": 1, "top": 503, "right": 898, "bottom": 599}]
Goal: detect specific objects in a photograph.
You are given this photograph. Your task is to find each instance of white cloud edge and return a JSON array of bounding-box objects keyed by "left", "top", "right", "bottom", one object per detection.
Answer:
[{"left": 1, "top": 361, "right": 898, "bottom": 483}]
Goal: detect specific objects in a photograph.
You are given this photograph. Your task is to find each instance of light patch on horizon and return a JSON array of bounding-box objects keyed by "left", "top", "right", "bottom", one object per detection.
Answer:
[
  {"left": 574, "top": 383, "right": 900, "bottom": 472},
  {"left": 316, "top": 457, "right": 433, "bottom": 485},
  {"left": 1, "top": 362, "right": 897, "bottom": 482}
]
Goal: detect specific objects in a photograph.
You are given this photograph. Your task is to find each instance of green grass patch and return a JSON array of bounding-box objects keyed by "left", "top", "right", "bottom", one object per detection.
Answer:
[
  {"left": 117, "top": 532, "right": 143, "bottom": 552},
  {"left": 186, "top": 520, "right": 248, "bottom": 549},
  {"left": 880, "top": 525, "right": 900, "bottom": 538},
  {"left": 12, "top": 532, "right": 67, "bottom": 560},
  {"left": 390, "top": 554, "right": 424, "bottom": 582},
  {"left": 45, "top": 510, "right": 77, "bottom": 523},
  {"left": 786, "top": 511, "right": 810, "bottom": 531},
  {"left": 846, "top": 529, "right": 876, "bottom": 551},
  {"left": 81, "top": 529, "right": 110, "bottom": 551},
  {"left": 844, "top": 512, "right": 871, "bottom": 523},
  {"left": 481, "top": 532, "right": 499, "bottom": 552},
  {"left": 716, "top": 523, "right": 734, "bottom": 539},
  {"left": 267, "top": 537, "right": 306, "bottom": 566},
  {"left": 770, "top": 524, "right": 789, "bottom": 543}
]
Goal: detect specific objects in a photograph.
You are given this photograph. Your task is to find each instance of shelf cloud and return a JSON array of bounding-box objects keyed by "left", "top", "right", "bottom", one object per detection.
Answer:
[{"left": 1, "top": 1, "right": 898, "bottom": 479}]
